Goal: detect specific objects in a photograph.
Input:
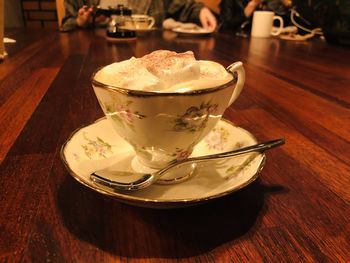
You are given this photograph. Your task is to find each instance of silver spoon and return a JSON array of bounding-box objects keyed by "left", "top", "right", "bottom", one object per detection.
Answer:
[{"left": 90, "top": 138, "right": 285, "bottom": 191}]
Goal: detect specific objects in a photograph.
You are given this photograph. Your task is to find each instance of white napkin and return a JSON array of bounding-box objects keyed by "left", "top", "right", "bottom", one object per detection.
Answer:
[{"left": 4, "top": 37, "right": 16, "bottom": 43}]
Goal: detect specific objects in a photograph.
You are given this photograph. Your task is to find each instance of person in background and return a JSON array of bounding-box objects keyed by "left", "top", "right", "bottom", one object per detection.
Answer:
[
  {"left": 61, "top": 0, "right": 100, "bottom": 32},
  {"left": 61, "top": 0, "right": 217, "bottom": 32},
  {"left": 219, "top": 0, "right": 291, "bottom": 31}
]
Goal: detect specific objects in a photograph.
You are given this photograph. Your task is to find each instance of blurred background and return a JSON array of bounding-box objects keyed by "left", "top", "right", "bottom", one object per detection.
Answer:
[
  {"left": 3, "top": 0, "right": 350, "bottom": 46},
  {"left": 3, "top": 0, "right": 218, "bottom": 29}
]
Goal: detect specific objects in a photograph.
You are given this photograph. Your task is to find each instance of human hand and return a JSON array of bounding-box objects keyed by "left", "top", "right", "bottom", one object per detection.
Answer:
[
  {"left": 76, "top": 5, "right": 93, "bottom": 27},
  {"left": 199, "top": 7, "right": 217, "bottom": 31}
]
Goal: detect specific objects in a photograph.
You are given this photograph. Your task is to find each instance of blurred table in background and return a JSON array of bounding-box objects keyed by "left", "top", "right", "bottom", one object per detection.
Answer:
[{"left": 1, "top": 28, "right": 349, "bottom": 262}]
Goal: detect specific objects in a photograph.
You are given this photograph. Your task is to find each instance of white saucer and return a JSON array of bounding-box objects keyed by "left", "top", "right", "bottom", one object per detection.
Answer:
[
  {"left": 61, "top": 118, "right": 265, "bottom": 209},
  {"left": 172, "top": 27, "right": 213, "bottom": 36}
]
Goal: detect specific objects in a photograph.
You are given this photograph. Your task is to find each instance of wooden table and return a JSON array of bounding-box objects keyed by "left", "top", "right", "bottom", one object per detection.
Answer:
[{"left": 1, "top": 28, "right": 349, "bottom": 262}]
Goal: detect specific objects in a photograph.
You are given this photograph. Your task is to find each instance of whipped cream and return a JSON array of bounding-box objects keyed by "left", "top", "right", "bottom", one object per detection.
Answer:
[{"left": 94, "top": 50, "right": 232, "bottom": 92}]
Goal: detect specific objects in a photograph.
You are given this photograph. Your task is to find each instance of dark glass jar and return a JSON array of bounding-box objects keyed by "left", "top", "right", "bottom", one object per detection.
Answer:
[{"left": 107, "top": 5, "right": 136, "bottom": 40}]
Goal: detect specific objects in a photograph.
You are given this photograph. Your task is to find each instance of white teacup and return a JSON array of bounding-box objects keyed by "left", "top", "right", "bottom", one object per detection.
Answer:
[
  {"left": 92, "top": 62, "right": 245, "bottom": 169},
  {"left": 251, "top": 11, "right": 284, "bottom": 38},
  {"left": 125, "top": 14, "right": 155, "bottom": 29}
]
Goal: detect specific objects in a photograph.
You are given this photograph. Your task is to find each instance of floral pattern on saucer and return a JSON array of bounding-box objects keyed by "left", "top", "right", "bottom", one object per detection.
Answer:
[
  {"left": 204, "top": 126, "right": 230, "bottom": 151},
  {"left": 224, "top": 153, "right": 259, "bottom": 180},
  {"left": 81, "top": 132, "right": 113, "bottom": 159}
]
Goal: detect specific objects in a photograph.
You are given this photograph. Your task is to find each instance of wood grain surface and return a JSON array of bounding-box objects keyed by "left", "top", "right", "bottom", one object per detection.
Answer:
[{"left": 0, "top": 28, "right": 349, "bottom": 262}]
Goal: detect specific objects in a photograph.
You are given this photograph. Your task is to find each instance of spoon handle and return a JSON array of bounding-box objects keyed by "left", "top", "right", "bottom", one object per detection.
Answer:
[
  {"left": 159, "top": 138, "right": 285, "bottom": 175},
  {"left": 189, "top": 138, "right": 284, "bottom": 162}
]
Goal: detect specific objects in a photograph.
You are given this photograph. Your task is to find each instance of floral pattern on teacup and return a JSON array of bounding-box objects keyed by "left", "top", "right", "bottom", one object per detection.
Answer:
[
  {"left": 171, "top": 147, "right": 192, "bottom": 161},
  {"left": 105, "top": 100, "right": 146, "bottom": 131},
  {"left": 204, "top": 126, "right": 230, "bottom": 151},
  {"left": 172, "top": 101, "right": 218, "bottom": 132},
  {"left": 81, "top": 132, "right": 113, "bottom": 159}
]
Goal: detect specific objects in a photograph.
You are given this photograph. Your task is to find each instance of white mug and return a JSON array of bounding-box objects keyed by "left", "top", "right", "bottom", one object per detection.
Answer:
[
  {"left": 251, "top": 11, "right": 284, "bottom": 38},
  {"left": 126, "top": 14, "right": 155, "bottom": 29}
]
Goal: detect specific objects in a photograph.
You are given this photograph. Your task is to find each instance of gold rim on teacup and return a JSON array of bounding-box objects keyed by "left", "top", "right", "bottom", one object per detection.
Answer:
[{"left": 91, "top": 67, "right": 237, "bottom": 98}]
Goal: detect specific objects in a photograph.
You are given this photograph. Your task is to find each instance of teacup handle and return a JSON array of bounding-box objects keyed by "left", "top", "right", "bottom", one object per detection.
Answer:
[
  {"left": 271, "top": 16, "right": 284, "bottom": 36},
  {"left": 148, "top": 17, "right": 155, "bottom": 29},
  {"left": 226, "top": 61, "right": 245, "bottom": 106}
]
